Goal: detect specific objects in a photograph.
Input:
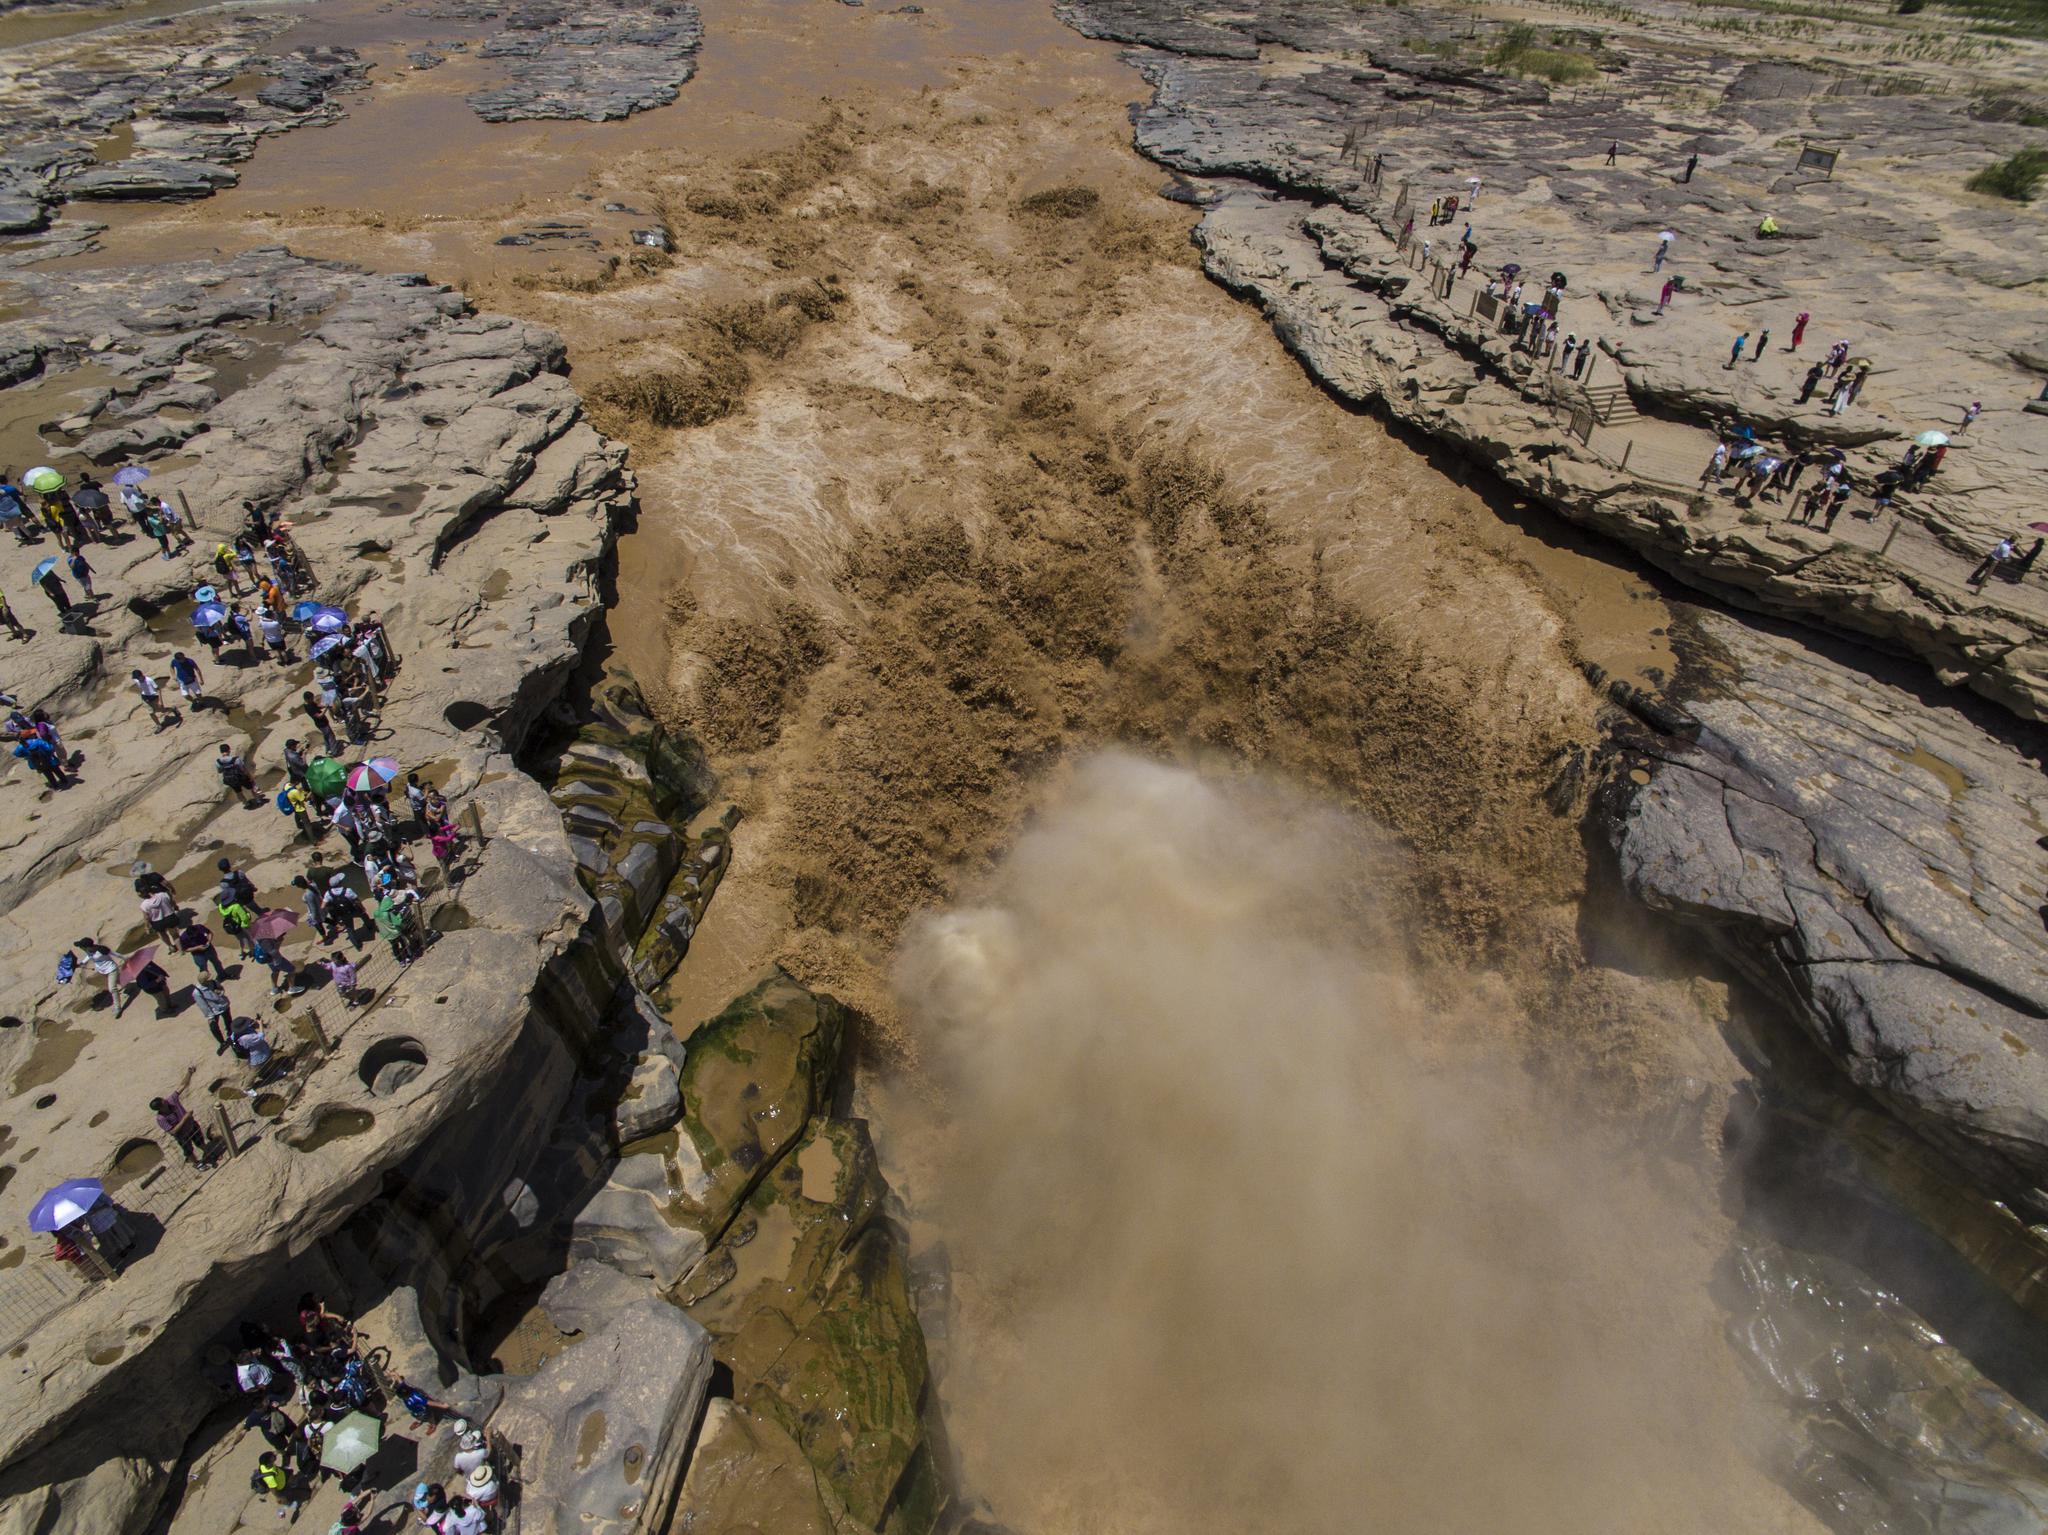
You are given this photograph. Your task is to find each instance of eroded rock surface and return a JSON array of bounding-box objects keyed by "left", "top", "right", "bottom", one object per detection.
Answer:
[
  {"left": 0, "top": 22, "right": 366, "bottom": 232},
  {"left": 1599, "top": 612, "right": 2048, "bottom": 1212},
  {"left": 0, "top": 247, "right": 625, "bottom": 1527},
  {"left": 1059, "top": 0, "right": 2048, "bottom": 722},
  {"left": 408, "top": 0, "right": 704, "bottom": 122}
]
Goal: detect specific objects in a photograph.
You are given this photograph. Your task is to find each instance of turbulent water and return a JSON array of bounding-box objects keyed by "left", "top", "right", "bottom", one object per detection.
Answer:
[
  {"left": 9, "top": 0, "right": 1868, "bottom": 1528},
  {"left": 891, "top": 755, "right": 1799, "bottom": 1534}
]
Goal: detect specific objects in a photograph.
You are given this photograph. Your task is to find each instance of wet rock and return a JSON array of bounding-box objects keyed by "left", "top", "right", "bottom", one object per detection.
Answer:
[
  {"left": 538, "top": 1258, "right": 654, "bottom": 1335},
  {"left": 569, "top": 1151, "right": 707, "bottom": 1286},
  {"left": 612, "top": 1051, "right": 682, "bottom": 1145},
  {"left": 63, "top": 159, "right": 240, "bottom": 202},
  {"left": 449, "top": 0, "right": 704, "bottom": 123},
  {"left": 494, "top": 1299, "right": 715, "bottom": 1535},
  {"left": 1725, "top": 1237, "right": 2048, "bottom": 1532},
  {"left": 674, "top": 1399, "right": 849, "bottom": 1534},
  {"left": 1601, "top": 612, "right": 2048, "bottom": 1210},
  {"left": 0, "top": 24, "right": 368, "bottom": 230},
  {"left": 669, "top": 969, "right": 847, "bottom": 1241}
]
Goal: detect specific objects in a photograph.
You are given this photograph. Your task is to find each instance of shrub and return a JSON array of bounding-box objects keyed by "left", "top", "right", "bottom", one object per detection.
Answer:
[
  {"left": 1966, "top": 146, "right": 2048, "bottom": 201},
  {"left": 1487, "top": 23, "right": 1600, "bottom": 82}
]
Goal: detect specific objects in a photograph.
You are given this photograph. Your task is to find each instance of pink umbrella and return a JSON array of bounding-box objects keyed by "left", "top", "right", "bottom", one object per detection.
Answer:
[
  {"left": 249, "top": 910, "right": 300, "bottom": 943},
  {"left": 117, "top": 946, "right": 157, "bottom": 985}
]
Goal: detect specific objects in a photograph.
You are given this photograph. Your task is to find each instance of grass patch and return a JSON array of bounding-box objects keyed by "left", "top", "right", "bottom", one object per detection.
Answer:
[
  {"left": 1966, "top": 145, "right": 2048, "bottom": 200},
  {"left": 1486, "top": 24, "right": 1601, "bottom": 82}
]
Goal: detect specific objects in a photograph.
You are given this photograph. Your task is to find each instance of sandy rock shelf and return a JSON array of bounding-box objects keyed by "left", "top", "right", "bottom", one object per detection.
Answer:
[
  {"left": 1060, "top": 0, "right": 2048, "bottom": 724},
  {"left": 0, "top": 247, "right": 624, "bottom": 1518}
]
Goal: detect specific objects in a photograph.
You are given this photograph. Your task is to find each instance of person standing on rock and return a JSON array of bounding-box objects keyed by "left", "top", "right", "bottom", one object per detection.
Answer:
[
  {"left": 195, "top": 979, "right": 235, "bottom": 1053},
  {"left": 1653, "top": 232, "right": 1672, "bottom": 271},
  {"left": 1728, "top": 332, "right": 1749, "bottom": 368},
  {"left": 1657, "top": 278, "right": 1674, "bottom": 313},
  {"left": 36, "top": 566, "right": 72, "bottom": 622},
  {"left": 216, "top": 743, "right": 263, "bottom": 809},
  {"left": 1825, "top": 339, "right": 1849, "bottom": 375},
  {"left": 1784, "top": 449, "right": 1812, "bottom": 497},
  {"left": 171, "top": 651, "right": 204, "bottom": 712},
  {"left": 139, "top": 883, "right": 178, "bottom": 945},
  {"left": 1825, "top": 480, "right": 1851, "bottom": 530},
  {"left": 14, "top": 731, "right": 67, "bottom": 788},
  {"left": 0, "top": 592, "right": 25, "bottom": 642},
  {"left": 1959, "top": 400, "right": 1982, "bottom": 433},
  {"left": 1789, "top": 311, "right": 1809, "bottom": 350},
  {"left": 1701, "top": 441, "right": 1729, "bottom": 486},
  {"left": 1683, "top": 151, "right": 1698, "bottom": 182},
  {"left": 1797, "top": 362, "right": 1825, "bottom": 404},
  {"left": 302, "top": 691, "right": 341, "bottom": 756},
  {"left": 1605, "top": 140, "right": 1618, "bottom": 165},
  {"left": 177, "top": 917, "right": 227, "bottom": 981},
  {"left": 212, "top": 542, "right": 242, "bottom": 595},
  {"left": 152, "top": 1079, "right": 212, "bottom": 1167},
  {"left": 132, "top": 669, "right": 178, "bottom": 731},
  {"left": 66, "top": 548, "right": 97, "bottom": 599},
  {"left": 1917, "top": 443, "right": 1948, "bottom": 484},
  {"left": 1970, "top": 535, "right": 2015, "bottom": 587},
  {"left": 1847, "top": 364, "right": 1871, "bottom": 405},
  {"left": 259, "top": 609, "right": 292, "bottom": 666},
  {"left": 1827, "top": 378, "right": 1851, "bottom": 416}
]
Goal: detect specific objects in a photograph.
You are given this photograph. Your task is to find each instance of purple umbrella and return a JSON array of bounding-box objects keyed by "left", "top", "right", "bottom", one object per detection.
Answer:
[
  {"left": 310, "top": 635, "right": 347, "bottom": 659},
  {"left": 111, "top": 467, "right": 151, "bottom": 486},
  {"left": 28, "top": 1178, "right": 105, "bottom": 1233},
  {"left": 192, "top": 602, "right": 229, "bottom": 629}
]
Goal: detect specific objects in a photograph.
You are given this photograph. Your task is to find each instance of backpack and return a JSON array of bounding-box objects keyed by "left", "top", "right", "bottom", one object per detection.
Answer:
[{"left": 401, "top": 1386, "right": 432, "bottom": 1417}]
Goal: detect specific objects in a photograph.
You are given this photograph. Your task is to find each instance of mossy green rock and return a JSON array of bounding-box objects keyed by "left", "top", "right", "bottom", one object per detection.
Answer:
[
  {"left": 740, "top": 1226, "right": 931, "bottom": 1530},
  {"left": 672, "top": 968, "right": 846, "bottom": 1243}
]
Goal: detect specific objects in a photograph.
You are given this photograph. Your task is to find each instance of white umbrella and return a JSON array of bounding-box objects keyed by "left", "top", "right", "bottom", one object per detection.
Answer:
[{"left": 1658, "top": 230, "right": 1675, "bottom": 241}]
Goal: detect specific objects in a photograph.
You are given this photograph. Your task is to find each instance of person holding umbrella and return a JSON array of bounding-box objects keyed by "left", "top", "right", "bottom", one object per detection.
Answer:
[
  {"left": 250, "top": 909, "right": 304, "bottom": 994},
  {"left": 117, "top": 946, "right": 173, "bottom": 1017},
  {"left": 34, "top": 559, "right": 73, "bottom": 622},
  {"left": 30, "top": 1177, "right": 131, "bottom": 1272}
]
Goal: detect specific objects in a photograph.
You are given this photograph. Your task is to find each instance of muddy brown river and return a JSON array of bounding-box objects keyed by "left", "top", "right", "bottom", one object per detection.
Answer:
[{"left": 2, "top": 0, "right": 1826, "bottom": 1528}]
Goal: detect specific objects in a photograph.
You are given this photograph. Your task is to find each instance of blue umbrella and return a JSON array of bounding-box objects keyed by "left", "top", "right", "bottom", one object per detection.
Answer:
[
  {"left": 310, "top": 635, "right": 347, "bottom": 659},
  {"left": 28, "top": 1178, "right": 105, "bottom": 1233},
  {"left": 309, "top": 611, "right": 349, "bottom": 634},
  {"left": 31, "top": 558, "right": 58, "bottom": 582},
  {"left": 192, "top": 601, "right": 229, "bottom": 628},
  {"left": 193, "top": 585, "right": 217, "bottom": 603},
  {"left": 111, "top": 466, "right": 150, "bottom": 486},
  {"left": 290, "top": 600, "right": 325, "bottom": 621}
]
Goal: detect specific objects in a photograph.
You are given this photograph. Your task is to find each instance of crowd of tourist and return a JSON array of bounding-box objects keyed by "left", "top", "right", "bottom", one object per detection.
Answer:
[
  {"left": 234, "top": 1293, "right": 504, "bottom": 1531},
  {"left": 3, "top": 461, "right": 509, "bottom": 1523},
  {"left": 1389, "top": 156, "right": 2034, "bottom": 588}
]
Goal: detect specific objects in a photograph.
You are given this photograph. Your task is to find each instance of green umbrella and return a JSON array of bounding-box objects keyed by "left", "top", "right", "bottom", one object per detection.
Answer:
[
  {"left": 23, "top": 467, "right": 63, "bottom": 493},
  {"left": 305, "top": 756, "right": 346, "bottom": 798},
  {"left": 318, "top": 1410, "right": 382, "bottom": 1473}
]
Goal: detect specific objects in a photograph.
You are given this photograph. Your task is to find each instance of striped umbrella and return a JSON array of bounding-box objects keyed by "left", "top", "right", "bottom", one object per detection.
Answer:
[{"left": 347, "top": 757, "right": 401, "bottom": 791}]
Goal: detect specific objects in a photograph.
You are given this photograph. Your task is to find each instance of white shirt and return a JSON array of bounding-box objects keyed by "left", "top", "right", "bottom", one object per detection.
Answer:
[
  {"left": 135, "top": 675, "right": 158, "bottom": 700},
  {"left": 237, "top": 1360, "right": 274, "bottom": 1392},
  {"left": 441, "top": 1507, "right": 487, "bottom": 1535}
]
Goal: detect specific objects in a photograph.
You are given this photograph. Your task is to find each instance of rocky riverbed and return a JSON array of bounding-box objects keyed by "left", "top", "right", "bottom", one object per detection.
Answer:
[{"left": 2, "top": 0, "right": 2048, "bottom": 1530}]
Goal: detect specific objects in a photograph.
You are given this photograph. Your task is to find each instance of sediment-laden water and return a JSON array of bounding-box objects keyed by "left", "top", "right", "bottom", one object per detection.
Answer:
[{"left": 5, "top": 0, "right": 2033, "bottom": 1528}]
